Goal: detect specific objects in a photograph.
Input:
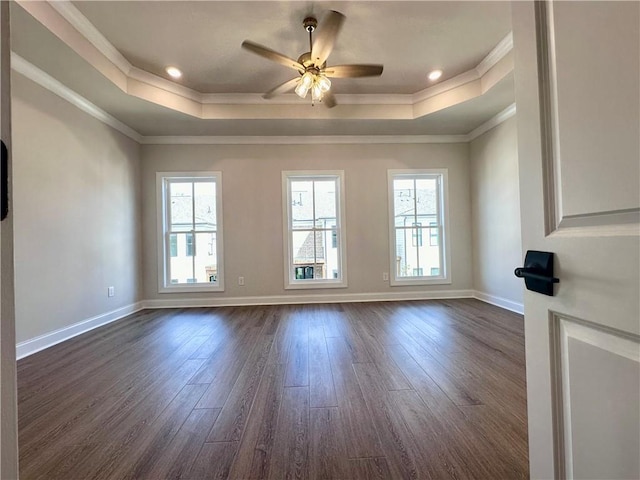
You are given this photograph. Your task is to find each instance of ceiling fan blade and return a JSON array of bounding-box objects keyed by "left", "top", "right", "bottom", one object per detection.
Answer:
[
  {"left": 262, "top": 77, "right": 300, "bottom": 99},
  {"left": 323, "top": 64, "right": 384, "bottom": 78},
  {"left": 242, "top": 41, "right": 304, "bottom": 72},
  {"left": 322, "top": 92, "right": 337, "bottom": 108},
  {"left": 311, "top": 10, "right": 346, "bottom": 67}
]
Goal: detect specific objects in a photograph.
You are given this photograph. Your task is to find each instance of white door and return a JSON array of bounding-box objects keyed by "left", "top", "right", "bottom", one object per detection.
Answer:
[
  {"left": 0, "top": 1, "right": 18, "bottom": 477},
  {"left": 512, "top": 2, "right": 639, "bottom": 479}
]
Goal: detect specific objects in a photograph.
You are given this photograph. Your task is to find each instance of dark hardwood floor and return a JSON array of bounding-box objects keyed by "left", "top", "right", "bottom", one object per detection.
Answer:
[{"left": 18, "top": 299, "right": 529, "bottom": 479}]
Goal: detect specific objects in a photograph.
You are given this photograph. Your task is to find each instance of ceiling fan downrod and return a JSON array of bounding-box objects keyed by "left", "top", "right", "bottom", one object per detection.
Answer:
[{"left": 303, "top": 17, "right": 317, "bottom": 53}]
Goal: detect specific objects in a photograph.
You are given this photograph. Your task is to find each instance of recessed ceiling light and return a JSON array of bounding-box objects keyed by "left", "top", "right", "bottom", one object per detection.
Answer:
[
  {"left": 165, "top": 66, "right": 182, "bottom": 79},
  {"left": 428, "top": 69, "right": 443, "bottom": 81}
]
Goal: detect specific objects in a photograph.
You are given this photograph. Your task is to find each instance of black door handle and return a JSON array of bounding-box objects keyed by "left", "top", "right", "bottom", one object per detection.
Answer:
[{"left": 515, "top": 250, "right": 559, "bottom": 296}]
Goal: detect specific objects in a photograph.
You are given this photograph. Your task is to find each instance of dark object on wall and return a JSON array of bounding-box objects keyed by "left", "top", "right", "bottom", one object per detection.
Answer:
[
  {"left": 1, "top": 140, "right": 7, "bottom": 221},
  {"left": 515, "top": 250, "right": 559, "bottom": 296}
]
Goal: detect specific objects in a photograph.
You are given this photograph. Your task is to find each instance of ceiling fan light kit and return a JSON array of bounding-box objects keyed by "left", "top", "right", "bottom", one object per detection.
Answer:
[{"left": 241, "top": 10, "right": 383, "bottom": 108}]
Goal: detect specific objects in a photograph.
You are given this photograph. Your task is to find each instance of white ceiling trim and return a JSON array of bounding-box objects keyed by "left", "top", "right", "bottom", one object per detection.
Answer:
[
  {"left": 11, "top": 52, "right": 142, "bottom": 143},
  {"left": 139, "top": 135, "right": 469, "bottom": 145},
  {"left": 467, "top": 103, "right": 516, "bottom": 141},
  {"left": 48, "top": 0, "right": 133, "bottom": 75},
  {"left": 412, "top": 32, "right": 513, "bottom": 104},
  {"left": 11, "top": 53, "right": 516, "bottom": 146},
  {"left": 23, "top": 0, "right": 514, "bottom": 120},
  {"left": 476, "top": 32, "right": 513, "bottom": 77}
]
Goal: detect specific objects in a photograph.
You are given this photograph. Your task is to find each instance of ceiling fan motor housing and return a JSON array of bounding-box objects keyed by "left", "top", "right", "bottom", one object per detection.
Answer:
[{"left": 303, "top": 17, "right": 317, "bottom": 32}]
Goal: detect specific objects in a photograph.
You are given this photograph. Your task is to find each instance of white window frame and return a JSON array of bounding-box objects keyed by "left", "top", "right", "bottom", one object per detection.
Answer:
[
  {"left": 156, "top": 171, "right": 224, "bottom": 293},
  {"left": 282, "top": 170, "right": 347, "bottom": 290},
  {"left": 388, "top": 169, "right": 451, "bottom": 286}
]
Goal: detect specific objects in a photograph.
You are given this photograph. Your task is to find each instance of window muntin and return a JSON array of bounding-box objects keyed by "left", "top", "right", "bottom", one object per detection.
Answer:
[
  {"left": 389, "top": 170, "right": 450, "bottom": 285},
  {"left": 283, "top": 171, "right": 346, "bottom": 289},
  {"left": 157, "top": 172, "right": 223, "bottom": 292}
]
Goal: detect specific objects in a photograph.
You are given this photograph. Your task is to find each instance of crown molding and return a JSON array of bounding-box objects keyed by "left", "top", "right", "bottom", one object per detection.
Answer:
[
  {"left": 48, "top": 0, "right": 132, "bottom": 75},
  {"left": 466, "top": 103, "right": 516, "bottom": 141},
  {"left": 140, "top": 134, "right": 469, "bottom": 145},
  {"left": 476, "top": 32, "right": 513, "bottom": 77},
  {"left": 11, "top": 53, "right": 142, "bottom": 142}
]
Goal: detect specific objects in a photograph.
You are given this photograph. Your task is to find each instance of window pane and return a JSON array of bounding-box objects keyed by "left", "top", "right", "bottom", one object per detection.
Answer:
[
  {"left": 324, "top": 228, "right": 340, "bottom": 279},
  {"left": 195, "top": 232, "right": 217, "bottom": 283},
  {"left": 429, "top": 223, "right": 439, "bottom": 246},
  {"left": 194, "top": 182, "right": 216, "bottom": 231},
  {"left": 185, "top": 233, "right": 194, "bottom": 257},
  {"left": 169, "top": 234, "right": 178, "bottom": 257},
  {"left": 415, "top": 178, "right": 438, "bottom": 216},
  {"left": 418, "top": 231, "right": 440, "bottom": 276},
  {"left": 169, "top": 232, "right": 193, "bottom": 284},
  {"left": 169, "top": 182, "right": 193, "bottom": 232},
  {"left": 291, "top": 181, "right": 314, "bottom": 230},
  {"left": 292, "top": 230, "right": 317, "bottom": 266},
  {"left": 314, "top": 180, "right": 336, "bottom": 224},
  {"left": 394, "top": 178, "right": 415, "bottom": 227},
  {"left": 395, "top": 228, "right": 412, "bottom": 277}
]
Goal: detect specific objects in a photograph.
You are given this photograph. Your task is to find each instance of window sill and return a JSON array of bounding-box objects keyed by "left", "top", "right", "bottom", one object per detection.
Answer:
[
  {"left": 284, "top": 281, "right": 348, "bottom": 290},
  {"left": 389, "top": 277, "right": 451, "bottom": 287},
  {"left": 159, "top": 284, "right": 225, "bottom": 294}
]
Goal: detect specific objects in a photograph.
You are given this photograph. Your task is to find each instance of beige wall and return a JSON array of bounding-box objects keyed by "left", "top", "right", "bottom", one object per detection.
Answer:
[
  {"left": 470, "top": 116, "right": 523, "bottom": 307},
  {"left": 11, "top": 74, "right": 142, "bottom": 343},
  {"left": 141, "top": 142, "right": 473, "bottom": 301}
]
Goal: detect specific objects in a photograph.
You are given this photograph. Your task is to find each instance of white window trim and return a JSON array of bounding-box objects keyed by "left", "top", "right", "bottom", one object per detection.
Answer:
[
  {"left": 282, "top": 170, "right": 347, "bottom": 290},
  {"left": 387, "top": 168, "right": 451, "bottom": 286},
  {"left": 156, "top": 171, "right": 224, "bottom": 293}
]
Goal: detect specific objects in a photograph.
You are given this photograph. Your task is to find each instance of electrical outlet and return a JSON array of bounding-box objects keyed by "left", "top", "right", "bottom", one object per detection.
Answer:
[
  {"left": 382, "top": 272, "right": 389, "bottom": 281},
  {"left": 108, "top": 286, "right": 115, "bottom": 297},
  {"left": 238, "top": 276, "right": 245, "bottom": 286}
]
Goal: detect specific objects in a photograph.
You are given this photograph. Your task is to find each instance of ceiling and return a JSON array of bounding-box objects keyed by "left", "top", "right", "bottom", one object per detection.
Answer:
[{"left": 10, "top": 1, "right": 515, "bottom": 139}]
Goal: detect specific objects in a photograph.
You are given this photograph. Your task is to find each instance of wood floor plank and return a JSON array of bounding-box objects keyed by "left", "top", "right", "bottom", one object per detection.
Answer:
[
  {"left": 349, "top": 457, "right": 393, "bottom": 480},
  {"left": 195, "top": 326, "right": 263, "bottom": 408},
  {"left": 392, "top": 389, "right": 528, "bottom": 479},
  {"left": 206, "top": 332, "right": 274, "bottom": 441},
  {"left": 18, "top": 301, "right": 529, "bottom": 480},
  {"left": 284, "top": 333, "right": 309, "bottom": 387},
  {"left": 188, "top": 441, "right": 238, "bottom": 480},
  {"left": 309, "top": 317, "right": 337, "bottom": 407},
  {"left": 268, "top": 386, "right": 310, "bottom": 480},
  {"left": 227, "top": 363, "right": 285, "bottom": 480},
  {"left": 309, "top": 407, "right": 350, "bottom": 480},
  {"left": 345, "top": 306, "right": 412, "bottom": 391},
  {"left": 352, "top": 362, "right": 420, "bottom": 479},
  {"left": 96, "top": 383, "right": 210, "bottom": 479},
  {"left": 144, "top": 408, "right": 221, "bottom": 480},
  {"left": 325, "top": 337, "right": 384, "bottom": 459}
]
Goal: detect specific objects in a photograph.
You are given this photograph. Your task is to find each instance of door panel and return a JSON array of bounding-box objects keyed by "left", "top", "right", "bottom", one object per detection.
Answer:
[
  {"left": 554, "top": 316, "right": 639, "bottom": 479},
  {"left": 551, "top": 2, "right": 639, "bottom": 221},
  {"left": 512, "top": 1, "right": 640, "bottom": 478}
]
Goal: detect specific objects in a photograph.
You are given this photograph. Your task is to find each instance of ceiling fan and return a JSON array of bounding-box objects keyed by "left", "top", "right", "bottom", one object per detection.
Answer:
[{"left": 241, "top": 10, "right": 384, "bottom": 108}]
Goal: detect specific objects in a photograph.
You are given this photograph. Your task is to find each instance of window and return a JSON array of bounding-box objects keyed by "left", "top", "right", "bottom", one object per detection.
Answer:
[
  {"left": 157, "top": 172, "right": 223, "bottom": 292},
  {"left": 388, "top": 169, "right": 450, "bottom": 285},
  {"left": 283, "top": 171, "right": 347, "bottom": 289}
]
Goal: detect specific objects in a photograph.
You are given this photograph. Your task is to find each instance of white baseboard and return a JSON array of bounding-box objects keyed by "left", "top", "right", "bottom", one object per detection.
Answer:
[
  {"left": 16, "top": 302, "right": 145, "bottom": 359},
  {"left": 473, "top": 290, "right": 524, "bottom": 315},
  {"left": 142, "top": 289, "right": 475, "bottom": 309}
]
